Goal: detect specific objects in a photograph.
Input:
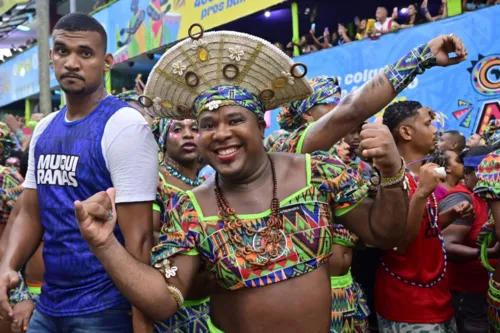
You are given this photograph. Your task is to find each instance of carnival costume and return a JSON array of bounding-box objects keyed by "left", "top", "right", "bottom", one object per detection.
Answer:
[
  {"left": 474, "top": 127, "right": 500, "bottom": 333},
  {"left": 137, "top": 24, "right": 373, "bottom": 332},
  {"left": 151, "top": 117, "right": 210, "bottom": 333},
  {"left": 0, "top": 121, "right": 33, "bottom": 307},
  {"left": 136, "top": 21, "right": 437, "bottom": 331},
  {"left": 268, "top": 76, "right": 370, "bottom": 333},
  {"left": 115, "top": 91, "right": 210, "bottom": 333}
]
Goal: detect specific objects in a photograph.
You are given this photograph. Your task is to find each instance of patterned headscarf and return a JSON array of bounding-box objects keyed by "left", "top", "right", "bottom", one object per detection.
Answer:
[
  {"left": 193, "top": 86, "right": 265, "bottom": 121},
  {"left": 151, "top": 118, "right": 173, "bottom": 164},
  {"left": 0, "top": 122, "right": 15, "bottom": 162},
  {"left": 278, "top": 76, "right": 341, "bottom": 131}
]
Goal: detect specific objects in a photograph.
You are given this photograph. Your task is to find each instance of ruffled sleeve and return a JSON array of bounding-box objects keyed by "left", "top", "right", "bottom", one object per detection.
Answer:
[
  {"left": 310, "top": 152, "right": 368, "bottom": 217},
  {"left": 150, "top": 192, "right": 203, "bottom": 265},
  {"left": 267, "top": 124, "right": 312, "bottom": 154},
  {"left": 474, "top": 150, "right": 500, "bottom": 200}
]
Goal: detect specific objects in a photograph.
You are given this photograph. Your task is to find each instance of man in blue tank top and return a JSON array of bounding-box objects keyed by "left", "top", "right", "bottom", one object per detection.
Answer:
[{"left": 0, "top": 13, "right": 158, "bottom": 333}]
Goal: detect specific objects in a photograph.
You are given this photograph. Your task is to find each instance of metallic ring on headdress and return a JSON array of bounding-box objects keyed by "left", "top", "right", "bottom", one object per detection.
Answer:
[
  {"left": 185, "top": 72, "right": 200, "bottom": 87},
  {"left": 188, "top": 23, "right": 204, "bottom": 40},
  {"left": 138, "top": 95, "right": 154, "bottom": 108},
  {"left": 448, "top": 33, "right": 454, "bottom": 38},
  {"left": 290, "top": 63, "right": 308, "bottom": 79},
  {"left": 259, "top": 89, "right": 275, "bottom": 101},
  {"left": 222, "top": 64, "right": 239, "bottom": 80}
]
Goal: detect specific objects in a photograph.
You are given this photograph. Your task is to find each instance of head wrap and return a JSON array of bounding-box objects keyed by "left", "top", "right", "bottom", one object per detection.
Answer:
[
  {"left": 264, "top": 130, "right": 290, "bottom": 151},
  {"left": 278, "top": 76, "right": 341, "bottom": 131},
  {"left": 193, "top": 86, "right": 265, "bottom": 121},
  {"left": 151, "top": 118, "right": 173, "bottom": 163}
]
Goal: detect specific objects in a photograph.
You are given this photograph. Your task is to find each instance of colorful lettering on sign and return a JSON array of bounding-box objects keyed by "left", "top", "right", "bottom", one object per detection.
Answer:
[{"left": 476, "top": 100, "right": 500, "bottom": 135}]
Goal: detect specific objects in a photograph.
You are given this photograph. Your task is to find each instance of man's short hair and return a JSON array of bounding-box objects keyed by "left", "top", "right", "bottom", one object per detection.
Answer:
[
  {"left": 383, "top": 101, "right": 422, "bottom": 134},
  {"left": 443, "top": 130, "right": 466, "bottom": 152},
  {"left": 53, "top": 12, "right": 107, "bottom": 52}
]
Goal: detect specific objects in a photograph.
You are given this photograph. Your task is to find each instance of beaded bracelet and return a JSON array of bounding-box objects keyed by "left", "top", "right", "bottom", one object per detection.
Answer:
[{"left": 384, "top": 43, "right": 437, "bottom": 93}]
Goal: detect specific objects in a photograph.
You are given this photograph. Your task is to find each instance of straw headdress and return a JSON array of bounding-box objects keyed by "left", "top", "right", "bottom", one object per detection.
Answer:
[{"left": 139, "top": 24, "right": 313, "bottom": 119}]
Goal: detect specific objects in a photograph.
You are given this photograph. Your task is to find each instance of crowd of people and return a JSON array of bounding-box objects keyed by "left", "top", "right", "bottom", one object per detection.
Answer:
[
  {"left": 0, "top": 40, "right": 37, "bottom": 64},
  {"left": 277, "top": 0, "right": 499, "bottom": 56},
  {"left": 0, "top": 9, "right": 498, "bottom": 333}
]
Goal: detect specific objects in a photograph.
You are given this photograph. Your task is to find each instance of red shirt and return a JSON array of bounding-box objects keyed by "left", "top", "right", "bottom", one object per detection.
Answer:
[
  {"left": 375, "top": 171, "right": 454, "bottom": 323},
  {"left": 444, "top": 184, "right": 497, "bottom": 294}
]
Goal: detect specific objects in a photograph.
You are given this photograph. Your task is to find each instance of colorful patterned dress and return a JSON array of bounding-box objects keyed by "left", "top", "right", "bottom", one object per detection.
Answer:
[
  {"left": 151, "top": 153, "right": 368, "bottom": 332},
  {"left": 153, "top": 171, "right": 210, "bottom": 333},
  {"left": 474, "top": 149, "right": 500, "bottom": 333},
  {"left": 0, "top": 166, "right": 32, "bottom": 306},
  {"left": 266, "top": 123, "right": 372, "bottom": 333},
  {"left": 330, "top": 225, "right": 370, "bottom": 333}
]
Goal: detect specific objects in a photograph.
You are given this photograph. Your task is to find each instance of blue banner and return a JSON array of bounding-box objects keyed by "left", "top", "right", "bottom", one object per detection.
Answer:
[
  {"left": 265, "top": 6, "right": 500, "bottom": 138},
  {"left": 0, "top": 45, "right": 58, "bottom": 108}
]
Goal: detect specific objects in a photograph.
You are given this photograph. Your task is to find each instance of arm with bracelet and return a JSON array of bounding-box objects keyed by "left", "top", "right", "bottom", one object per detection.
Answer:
[
  {"left": 297, "top": 34, "right": 468, "bottom": 155},
  {"left": 396, "top": 163, "right": 445, "bottom": 254},
  {"left": 74, "top": 189, "right": 199, "bottom": 321},
  {"left": 336, "top": 124, "right": 411, "bottom": 249},
  {"left": 8, "top": 273, "right": 31, "bottom": 306}
]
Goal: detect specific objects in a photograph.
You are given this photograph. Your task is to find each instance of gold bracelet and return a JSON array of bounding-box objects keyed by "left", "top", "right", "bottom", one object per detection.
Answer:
[
  {"left": 166, "top": 284, "right": 184, "bottom": 308},
  {"left": 380, "top": 157, "right": 406, "bottom": 187},
  {"left": 153, "top": 258, "right": 184, "bottom": 308}
]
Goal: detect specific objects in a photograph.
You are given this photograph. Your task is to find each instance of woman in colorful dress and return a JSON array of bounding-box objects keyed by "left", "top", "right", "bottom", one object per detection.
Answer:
[
  {"left": 118, "top": 91, "right": 211, "bottom": 332},
  {"left": 116, "top": 89, "right": 211, "bottom": 332},
  {"left": 265, "top": 75, "right": 341, "bottom": 153},
  {"left": 268, "top": 76, "right": 370, "bottom": 333},
  {"left": 73, "top": 26, "right": 466, "bottom": 332},
  {"left": 150, "top": 116, "right": 211, "bottom": 333},
  {"left": 0, "top": 130, "right": 39, "bottom": 333}
]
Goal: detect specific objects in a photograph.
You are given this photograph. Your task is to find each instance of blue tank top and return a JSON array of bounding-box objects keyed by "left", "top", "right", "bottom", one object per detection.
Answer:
[{"left": 34, "top": 96, "right": 131, "bottom": 316}]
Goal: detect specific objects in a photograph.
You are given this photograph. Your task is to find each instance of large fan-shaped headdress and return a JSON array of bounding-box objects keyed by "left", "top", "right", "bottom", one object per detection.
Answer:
[{"left": 139, "top": 24, "right": 313, "bottom": 120}]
